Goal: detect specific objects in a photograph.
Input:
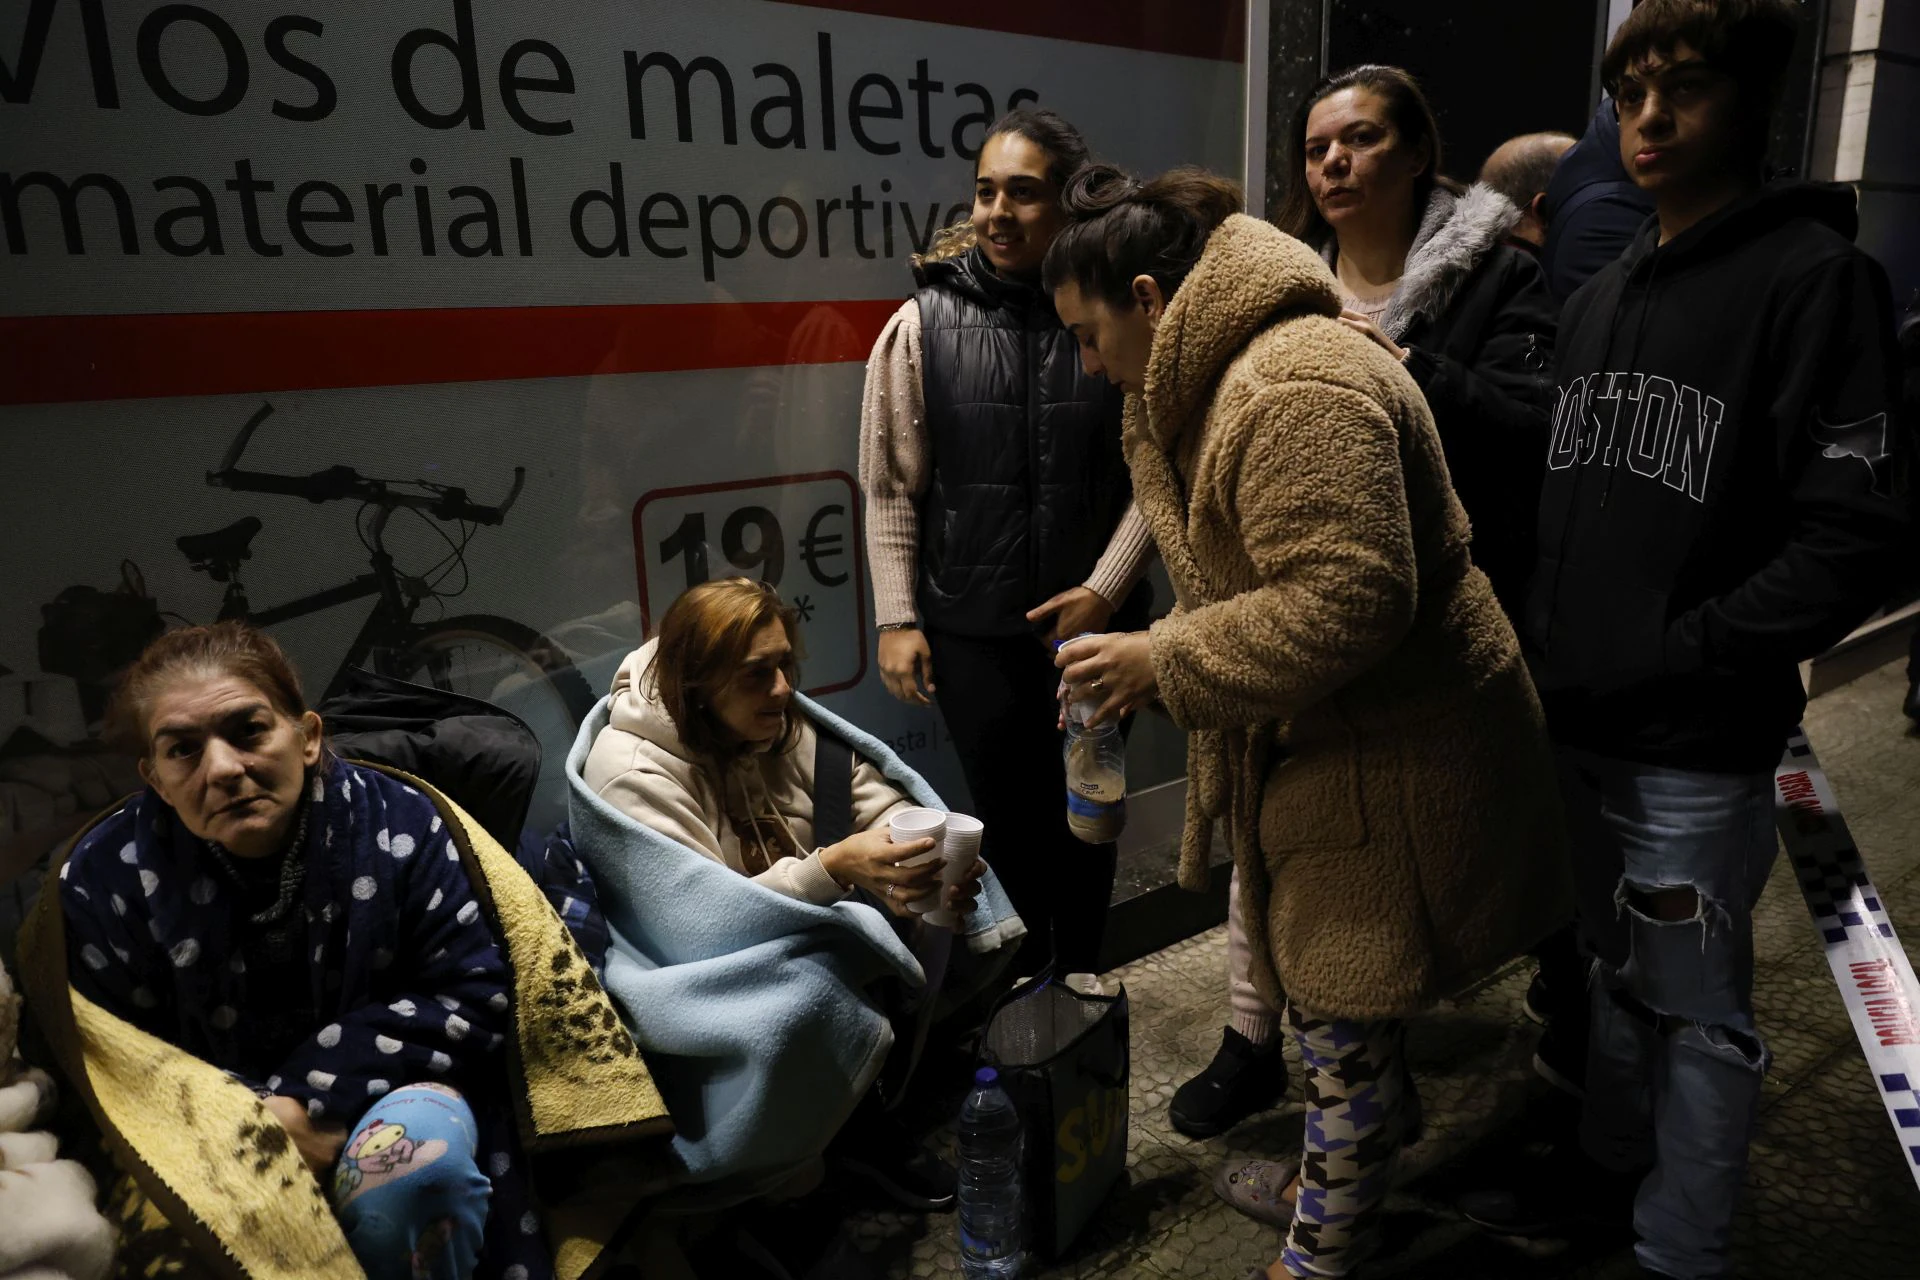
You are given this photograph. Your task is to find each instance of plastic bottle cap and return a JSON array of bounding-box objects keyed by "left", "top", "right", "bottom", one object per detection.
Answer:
[{"left": 974, "top": 1066, "right": 999, "bottom": 1086}]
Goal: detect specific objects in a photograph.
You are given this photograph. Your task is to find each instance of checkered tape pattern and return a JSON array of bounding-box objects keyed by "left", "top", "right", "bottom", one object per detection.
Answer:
[
  {"left": 1782, "top": 737, "right": 1894, "bottom": 944},
  {"left": 1879, "top": 1072, "right": 1920, "bottom": 1169},
  {"left": 1776, "top": 731, "right": 1920, "bottom": 1184}
]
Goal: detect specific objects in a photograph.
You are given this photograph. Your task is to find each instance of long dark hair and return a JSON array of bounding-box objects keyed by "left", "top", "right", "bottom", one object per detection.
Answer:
[
  {"left": 917, "top": 107, "right": 1093, "bottom": 265},
  {"left": 982, "top": 107, "right": 1091, "bottom": 186},
  {"left": 1040, "top": 164, "right": 1244, "bottom": 309},
  {"left": 1273, "top": 64, "right": 1450, "bottom": 247}
]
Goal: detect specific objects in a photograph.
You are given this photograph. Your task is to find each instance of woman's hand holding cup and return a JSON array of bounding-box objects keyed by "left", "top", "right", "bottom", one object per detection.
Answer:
[
  {"left": 922, "top": 812, "right": 983, "bottom": 927},
  {"left": 821, "top": 827, "right": 941, "bottom": 917},
  {"left": 941, "top": 853, "right": 988, "bottom": 917}
]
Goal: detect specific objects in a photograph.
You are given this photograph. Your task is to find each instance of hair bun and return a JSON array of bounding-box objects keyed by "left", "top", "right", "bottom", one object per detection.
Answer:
[{"left": 1060, "top": 162, "right": 1141, "bottom": 219}]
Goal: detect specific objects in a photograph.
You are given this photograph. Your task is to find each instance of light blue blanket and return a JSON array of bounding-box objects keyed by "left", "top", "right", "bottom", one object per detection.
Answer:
[{"left": 565, "top": 692, "right": 1022, "bottom": 1188}]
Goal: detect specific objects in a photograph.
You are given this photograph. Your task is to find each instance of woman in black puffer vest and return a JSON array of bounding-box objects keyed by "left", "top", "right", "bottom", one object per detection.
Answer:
[{"left": 858, "top": 109, "right": 1150, "bottom": 975}]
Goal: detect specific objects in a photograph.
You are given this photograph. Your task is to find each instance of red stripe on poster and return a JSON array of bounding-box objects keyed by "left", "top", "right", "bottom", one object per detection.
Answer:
[
  {"left": 771, "top": 0, "right": 1247, "bottom": 62},
  {"left": 0, "top": 300, "right": 905, "bottom": 405}
]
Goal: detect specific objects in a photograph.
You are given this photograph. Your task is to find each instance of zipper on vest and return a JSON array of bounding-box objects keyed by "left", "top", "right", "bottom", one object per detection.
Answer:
[{"left": 1026, "top": 317, "right": 1042, "bottom": 607}]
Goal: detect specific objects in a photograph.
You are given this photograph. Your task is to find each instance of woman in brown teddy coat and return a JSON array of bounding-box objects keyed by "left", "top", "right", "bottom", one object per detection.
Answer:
[{"left": 1042, "top": 164, "right": 1569, "bottom": 1279}]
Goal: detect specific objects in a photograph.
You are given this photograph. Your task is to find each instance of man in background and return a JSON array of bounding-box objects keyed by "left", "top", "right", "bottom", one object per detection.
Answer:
[
  {"left": 1481, "top": 132, "right": 1577, "bottom": 254},
  {"left": 1539, "top": 99, "right": 1656, "bottom": 301}
]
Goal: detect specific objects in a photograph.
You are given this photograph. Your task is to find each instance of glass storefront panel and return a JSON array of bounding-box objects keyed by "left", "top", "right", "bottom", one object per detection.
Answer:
[{"left": 1, "top": 1, "right": 1248, "bottom": 899}]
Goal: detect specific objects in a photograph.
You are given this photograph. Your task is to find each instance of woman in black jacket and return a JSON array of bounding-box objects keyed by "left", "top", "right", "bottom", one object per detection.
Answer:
[
  {"left": 1169, "top": 64, "right": 1561, "bottom": 1143},
  {"left": 1278, "top": 63, "right": 1559, "bottom": 617},
  {"left": 858, "top": 109, "right": 1150, "bottom": 976}
]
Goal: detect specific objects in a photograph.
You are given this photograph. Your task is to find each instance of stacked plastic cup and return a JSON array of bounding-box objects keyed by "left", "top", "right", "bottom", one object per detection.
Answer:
[
  {"left": 924, "top": 813, "right": 984, "bottom": 928},
  {"left": 887, "top": 806, "right": 984, "bottom": 929}
]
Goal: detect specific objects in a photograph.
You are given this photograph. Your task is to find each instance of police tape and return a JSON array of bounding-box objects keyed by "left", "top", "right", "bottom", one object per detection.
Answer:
[{"left": 1775, "top": 730, "right": 1920, "bottom": 1192}]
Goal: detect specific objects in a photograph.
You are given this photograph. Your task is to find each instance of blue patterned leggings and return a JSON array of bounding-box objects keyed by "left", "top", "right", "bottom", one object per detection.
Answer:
[
  {"left": 1281, "top": 1005, "right": 1419, "bottom": 1278},
  {"left": 330, "top": 1084, "right": 493, "bottom": 1280}
]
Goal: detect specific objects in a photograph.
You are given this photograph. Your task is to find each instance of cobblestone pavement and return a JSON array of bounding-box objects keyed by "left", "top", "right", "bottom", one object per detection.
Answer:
[{"left": 850, "top": 660, "right": 1920, "bottom": 1278}]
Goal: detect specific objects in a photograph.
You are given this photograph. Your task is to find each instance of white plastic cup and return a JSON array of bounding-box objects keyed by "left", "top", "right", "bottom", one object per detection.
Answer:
[
  {"left": 921, "top": 813, "right": 984, "bottom": 928},
  {"left": 889, "top": 806, "right": 947, "bottom": 854},
  {"left": 888, "top": 806, "right": 948, "bottom": 911}
]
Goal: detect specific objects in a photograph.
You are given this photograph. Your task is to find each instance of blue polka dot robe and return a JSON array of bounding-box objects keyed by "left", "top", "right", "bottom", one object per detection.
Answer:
[{"left": 60, "top": 759, "right": 552, "bottom": 1280}]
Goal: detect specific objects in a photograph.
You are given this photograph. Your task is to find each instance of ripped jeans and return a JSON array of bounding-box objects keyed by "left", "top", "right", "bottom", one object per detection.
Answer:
[{"left": 1556, "top": 748, "right": 1777, "bottom": 1280}]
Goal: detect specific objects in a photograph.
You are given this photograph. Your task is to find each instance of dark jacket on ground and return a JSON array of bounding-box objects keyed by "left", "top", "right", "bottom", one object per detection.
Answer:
[
  {"left": 1329, "top": 184, "right": 1559, "bottom": 617},
  {"left": 912, "top": 247, "right": 1137, "bottom": 637},
  {"left": 320, "top": 667, "right": 541, "bottom": 850},
  {"left": 1525, "top": 182, "right": 1911, "bottom": 773},
  {"left": 1540, "top": 100, "right": 1656, "bottom": 304}
]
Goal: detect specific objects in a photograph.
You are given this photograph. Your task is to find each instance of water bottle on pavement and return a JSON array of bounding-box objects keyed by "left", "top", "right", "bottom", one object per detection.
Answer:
[
  {"left": 958, "top": 1067, "right": 1024, "bottom": 1278},
  {"left": 1056, "top": 634, "right": 1127, "bottom": 843}
]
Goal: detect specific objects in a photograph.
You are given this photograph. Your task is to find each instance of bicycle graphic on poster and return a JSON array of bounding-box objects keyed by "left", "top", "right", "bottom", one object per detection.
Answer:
[{"left": 36, "top": 402, "right": 592, "bottom": 739}]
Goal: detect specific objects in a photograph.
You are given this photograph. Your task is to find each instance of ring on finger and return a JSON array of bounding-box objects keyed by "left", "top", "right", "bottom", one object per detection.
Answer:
[{"left": 887, "top": 884, "right": 897, "bottom": 900}]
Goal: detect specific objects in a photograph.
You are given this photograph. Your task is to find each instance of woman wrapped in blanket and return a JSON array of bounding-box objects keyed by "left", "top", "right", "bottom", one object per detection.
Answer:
[
  {"left": 56, "top": 622, "right": 544, "bottom": 1280},
  {"left": 582, "top": 576, "right": 985, "bottom": 1212}
]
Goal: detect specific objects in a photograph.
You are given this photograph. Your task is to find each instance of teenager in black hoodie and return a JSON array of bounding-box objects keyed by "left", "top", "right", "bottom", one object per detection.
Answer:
[{"left": 1471, "top": 4, "right": 1912, "bottom": 1277}]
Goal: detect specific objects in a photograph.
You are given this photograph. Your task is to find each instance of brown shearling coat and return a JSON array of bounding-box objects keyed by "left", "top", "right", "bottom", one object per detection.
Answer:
[{"left": 1135, "top": 215, "right": 1569, "bottom": 1020}]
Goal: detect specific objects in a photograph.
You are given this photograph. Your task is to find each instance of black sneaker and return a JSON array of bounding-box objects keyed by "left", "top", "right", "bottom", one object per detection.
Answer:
[
  {"left": 1532, "top": 1020, "right": 1588, "bottom": 1099},
  {"left": 1458, "top": 1146, "right": 1638, "bottom": 1237},
  {"left": 1905, "top": 678, "right": 1920, "bottom": 724},
  {"left": 1170, "top": 1027, "right": 1290, "bottom": 1139},
  {"left": 828, "top": 1111, "right": 957, "bottom": 1212},
  {"left": 1523, "top": 969, "right": 1550, "bottom": 1026},
  {"left": 736, "top": 1227, "right": 884, "bottom": 1280}
]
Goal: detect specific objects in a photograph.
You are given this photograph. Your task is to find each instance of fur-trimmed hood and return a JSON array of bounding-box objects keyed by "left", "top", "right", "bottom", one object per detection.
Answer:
[{"left": 1319, "top": 182, "right": 1523, "bottom": 341}]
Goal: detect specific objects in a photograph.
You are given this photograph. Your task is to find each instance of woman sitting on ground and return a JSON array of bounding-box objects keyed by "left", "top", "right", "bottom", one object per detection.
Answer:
[
  {"left": 585, "top": 577, "right": 985, "bottom": 917},
  {"left": 582, "top": 576, "right": 990, "bottom": 1211},
  {"left": 30, "top": 622, "right": 660, "bottom": 1280}
]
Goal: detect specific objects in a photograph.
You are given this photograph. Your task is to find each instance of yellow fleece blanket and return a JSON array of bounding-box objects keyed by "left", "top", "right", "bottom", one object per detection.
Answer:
[{"left": 17, "top": 765, "right": 674, "bottom": 1280}]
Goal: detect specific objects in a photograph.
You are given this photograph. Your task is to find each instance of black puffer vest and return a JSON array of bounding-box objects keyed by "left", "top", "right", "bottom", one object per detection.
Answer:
[{"left": 913, "top": 247, "right": 1134, "bottom": 637}]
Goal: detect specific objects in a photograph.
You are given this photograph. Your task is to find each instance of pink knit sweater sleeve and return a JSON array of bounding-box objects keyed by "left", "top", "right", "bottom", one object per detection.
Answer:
[
  {"left": 1083, "top": 501, "right": 1153, "bottom": 607},
  {"left": 857, "top": 300, "right": 927, "bottom": 628}
]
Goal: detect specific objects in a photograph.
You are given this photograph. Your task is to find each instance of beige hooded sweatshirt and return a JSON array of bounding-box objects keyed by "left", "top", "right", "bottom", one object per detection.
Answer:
[{"left": 582, "top": 639, "right": 915, "bottom": 906}]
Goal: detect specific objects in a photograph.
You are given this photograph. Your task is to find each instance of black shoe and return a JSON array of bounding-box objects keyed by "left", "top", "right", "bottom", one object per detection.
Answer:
[
  {"left": 1458, "top": 1146, "right": 1638, "bottom": 1238},
  {"left": 828, "top": 1113, "right": 957, "bottom": 1212},
  {"left": 1170, "top": 1027, "right": 1290, "bottom": 1139},
  {"left": 737, "top": 1227, "right": 884, "bottom": 1280},
  {"left": 1905, "top": 679, "right": 1920, "bottom": 724},
  {"left": 1532, "top": 1020, "right": 1588, "bottom": 1099},
  {"left": 1523, "top": 969, "right": 1550, "bottom": 1026}
]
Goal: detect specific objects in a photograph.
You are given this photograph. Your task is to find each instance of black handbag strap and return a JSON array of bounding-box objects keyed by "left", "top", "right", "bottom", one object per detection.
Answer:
[
  {"left": 811, "top": 725, "right": 942, "bottom": 1109},
  {"left": 813, "top": 728, "right": 854, "bottom": 851}
]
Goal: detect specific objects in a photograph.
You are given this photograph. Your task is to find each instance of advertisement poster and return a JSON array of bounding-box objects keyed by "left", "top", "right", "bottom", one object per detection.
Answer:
[{"left": 0, "top": 1, "right": 1247, "bottom": 888}]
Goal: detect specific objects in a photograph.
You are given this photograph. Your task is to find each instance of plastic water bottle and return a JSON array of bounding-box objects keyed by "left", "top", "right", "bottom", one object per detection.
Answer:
[
  {"left": 958, "top": 1067, "right": 1024, "bottom": 1278},
  {"left": 1056, "top": 634, "right": 1127, "bottom": 844}
]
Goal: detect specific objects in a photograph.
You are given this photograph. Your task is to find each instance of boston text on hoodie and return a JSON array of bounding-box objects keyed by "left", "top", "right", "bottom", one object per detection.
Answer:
[{"left": 1525, "top": 182, "right": 1910, "bottom": 772}]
